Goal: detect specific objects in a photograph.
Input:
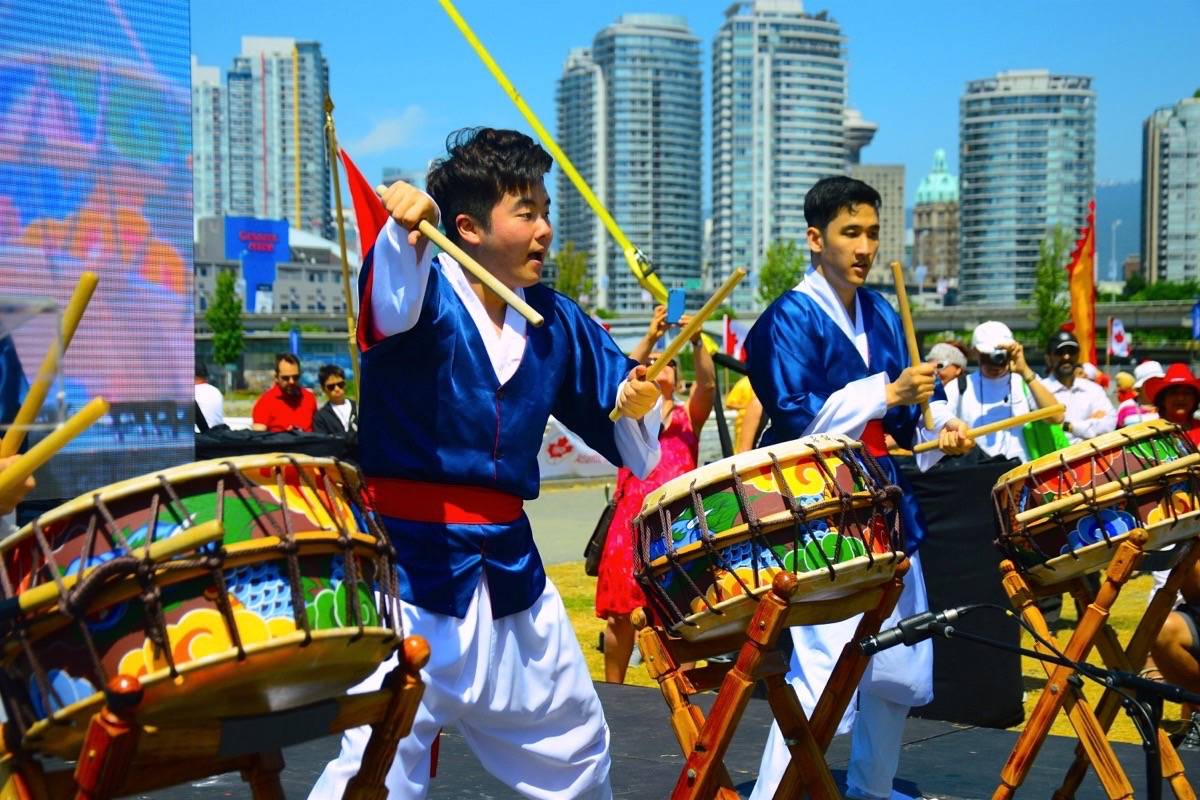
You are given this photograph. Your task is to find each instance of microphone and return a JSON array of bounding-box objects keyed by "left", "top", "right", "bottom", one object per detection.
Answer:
[{"left": 859, "top": 605, "right": 978, "bottom": 656}]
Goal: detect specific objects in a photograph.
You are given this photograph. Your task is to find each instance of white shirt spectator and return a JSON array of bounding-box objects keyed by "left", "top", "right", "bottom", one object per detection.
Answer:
[
  {"left": 194, "top": 381, "right": 225, "bottom": 431},
  {"left": 1041, "top": 375, "right": 1116, "bottom": 444},
  {"left": 945, "top": 371, "right": 1036, "bottom": 462}
]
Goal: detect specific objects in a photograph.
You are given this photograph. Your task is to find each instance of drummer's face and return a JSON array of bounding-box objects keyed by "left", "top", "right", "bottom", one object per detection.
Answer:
[{"left": 808, "top": 203, "right": 880, "bottom": 301}]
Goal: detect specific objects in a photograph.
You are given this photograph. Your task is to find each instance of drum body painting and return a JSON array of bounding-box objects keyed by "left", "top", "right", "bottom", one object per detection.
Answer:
[
  {"left": 0, "top": 454, "right": 401, "bottom": 758},
  {"left": 635, "top": 434, "right": 903, "bottom": 641},
  {"left": 993, "top": 420, "right": 1200, "bottom": 585}
]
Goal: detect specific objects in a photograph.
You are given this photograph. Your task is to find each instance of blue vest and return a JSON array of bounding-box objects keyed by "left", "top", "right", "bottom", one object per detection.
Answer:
[
  {"left": 359, "top": 263, "right": 635, "bottom": 617},
  {"left": 746, "top": 287, "right": 944, "bottom": 551}
]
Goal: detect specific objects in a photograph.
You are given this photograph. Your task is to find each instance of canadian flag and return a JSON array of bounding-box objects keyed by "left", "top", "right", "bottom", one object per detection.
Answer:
[
  {"left": 723, "top": 315, "right": 751, "bottom": 361},
  {"left": 1109, "top": 317, "right": 1131, "bottom": 358}
]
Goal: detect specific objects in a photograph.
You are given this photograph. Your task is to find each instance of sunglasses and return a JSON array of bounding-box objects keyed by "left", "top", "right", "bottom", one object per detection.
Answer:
[
  {"left": 277, "top": 374, "right": 300, "bottom": 383},
  {"left": 325, "top": 381, "right": 345, "bottom": 390}
]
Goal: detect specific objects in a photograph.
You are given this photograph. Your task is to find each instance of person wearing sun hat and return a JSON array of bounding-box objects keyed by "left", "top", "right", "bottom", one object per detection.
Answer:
[
  {"left": 1117, "top": 361, "right": 1163, "bottom": 427},
  {"left": 1145, "top": 363, "right": 1200, "bottom": 446}
]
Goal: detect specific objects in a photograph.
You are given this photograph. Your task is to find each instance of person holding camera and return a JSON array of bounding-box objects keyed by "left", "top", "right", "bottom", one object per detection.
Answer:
[{"left": 945, "top": 321, "right": 1062, "bottom": 463}]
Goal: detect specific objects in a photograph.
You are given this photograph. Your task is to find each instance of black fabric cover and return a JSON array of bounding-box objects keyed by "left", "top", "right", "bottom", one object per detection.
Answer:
[
  {"left": 194, "top": 428, "right": 347, "bottom": 461},
  {"left": 900, "top": 450, "right": 1026, "bottom": 729}
]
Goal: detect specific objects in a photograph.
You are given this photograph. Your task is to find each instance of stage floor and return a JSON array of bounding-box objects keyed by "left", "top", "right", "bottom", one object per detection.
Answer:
[{"left": 140, "top": 680, "right": 1200, "bottom": 799}]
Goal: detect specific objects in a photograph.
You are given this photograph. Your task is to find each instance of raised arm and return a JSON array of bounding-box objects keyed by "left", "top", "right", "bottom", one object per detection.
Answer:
[
  {"left": 365, "top": 183, "right": 440, "bottom": 342},
  {"left": 686, "top": 324, "right": 716, "bottom": 435},
  {"left": 630, "top": 305, "right": 669, "bottom": 364}
]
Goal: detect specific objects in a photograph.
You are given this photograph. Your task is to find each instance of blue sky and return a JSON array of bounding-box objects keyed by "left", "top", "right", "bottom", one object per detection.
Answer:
[{"left": 191, "top": 0, "right": 1199, "bottom": 211}]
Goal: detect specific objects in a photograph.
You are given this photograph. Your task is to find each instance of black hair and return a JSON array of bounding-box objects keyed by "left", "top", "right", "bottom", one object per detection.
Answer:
[
  {"left": 804, "top": 175, "right": 882, "bottom": 232},
  {"left": 275, "top": 352, "right": 300, "bottom": 372},
  {"left": 318, "top": 364, "right": 345, "bottom": 386},
  {"left": 426, "top": 128, "right": 553, "bottom": 246},
  {"left": 195, "top": 361, "right": 208, "bottom": 381}
]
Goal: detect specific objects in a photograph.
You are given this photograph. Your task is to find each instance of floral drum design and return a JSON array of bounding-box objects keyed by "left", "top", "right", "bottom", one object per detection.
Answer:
[
  {"left": 635, "top": 435, "right": 899, "bottom": 630},
  {"left": 0, "top": 455, "right": 396, "bottom": 730}
]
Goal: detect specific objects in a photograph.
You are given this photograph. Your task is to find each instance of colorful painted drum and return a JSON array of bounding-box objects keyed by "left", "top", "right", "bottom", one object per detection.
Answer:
[
  {"left": 0, "top": 454, "right": 401, "bottom": 758},
  {"left": 635, "top": 434, "right": 903, "bottom": 641},
  {"left": 993, "top": 419, "right": 1200, "bottom": 585}
]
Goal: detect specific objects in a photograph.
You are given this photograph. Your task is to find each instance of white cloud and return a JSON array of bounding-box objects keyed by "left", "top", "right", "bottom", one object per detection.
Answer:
[{"left": 346, "top": 106, "right": 427, "bottom": 156}]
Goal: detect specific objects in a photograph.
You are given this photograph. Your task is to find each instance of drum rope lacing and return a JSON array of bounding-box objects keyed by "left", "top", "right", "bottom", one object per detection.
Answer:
[{"left": 0, "top": 457, "right": 403, "bottom": 742}]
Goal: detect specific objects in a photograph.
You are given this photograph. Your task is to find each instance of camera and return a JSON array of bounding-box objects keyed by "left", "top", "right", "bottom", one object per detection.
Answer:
[{"left": 983, "top": 349, "right": 1009, "bottom": 367}]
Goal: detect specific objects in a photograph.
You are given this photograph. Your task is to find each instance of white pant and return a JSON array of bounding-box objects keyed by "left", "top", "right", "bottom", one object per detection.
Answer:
[
  {"left": 750, "top": 552, "right": 932, "bottom": 800},
  {"left": 308, "top": 576, "right": 613, "bottom": 799}
]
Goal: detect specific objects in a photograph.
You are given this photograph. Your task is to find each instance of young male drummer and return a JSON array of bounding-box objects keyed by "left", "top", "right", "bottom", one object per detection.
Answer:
[
  {"left": 309, "top": 128, "right": 661, "bottom": 799},
  {"left": 745, "top": 176, "right": 973, "bottom": 800}
]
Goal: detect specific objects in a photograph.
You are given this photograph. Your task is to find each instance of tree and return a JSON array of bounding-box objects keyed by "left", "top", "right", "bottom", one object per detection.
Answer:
[
  {"left": 206, "top": 270, "right": 244, "bottom": 367},
  {"left": 1031, "top": 224, "right": 1072, "bottom": 347},
  {"left": 553, "top": 241, "right": 594, "bottom": 306},
  {"left": 757, "top": 240, "right": 806, "bottom": 306},
  {"left": 1121, "top": 271, "right": 1147, "bottom": 300}
]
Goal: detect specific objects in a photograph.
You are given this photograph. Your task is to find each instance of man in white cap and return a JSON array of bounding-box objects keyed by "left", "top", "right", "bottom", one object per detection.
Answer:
[{"left": 945, "top": 321, "right": 1061, "bottom": 462}]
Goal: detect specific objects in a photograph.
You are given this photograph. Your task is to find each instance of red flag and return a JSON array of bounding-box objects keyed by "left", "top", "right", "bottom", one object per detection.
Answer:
[
  {"left": 338, "top": 149, "right": 392, "bottom": 349},
  {"left": 723, "top": 315, "right": 750, "bottom": 361},
  {"left": 1066, "top": 200, "right": 1097, "bottom": 366}
]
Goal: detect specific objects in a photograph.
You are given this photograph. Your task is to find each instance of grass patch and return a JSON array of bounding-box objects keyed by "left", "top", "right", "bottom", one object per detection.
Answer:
[{"left": 548, "top": 562, "right": 1174, "bottom": 742}]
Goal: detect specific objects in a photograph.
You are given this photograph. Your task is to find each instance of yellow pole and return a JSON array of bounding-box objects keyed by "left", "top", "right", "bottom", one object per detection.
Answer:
[
  {"left": 436, "top": 0, "right": 667, "bottom": 304},
  {"left": 323, "top": 94, "right": 361, "bottom": 396}
]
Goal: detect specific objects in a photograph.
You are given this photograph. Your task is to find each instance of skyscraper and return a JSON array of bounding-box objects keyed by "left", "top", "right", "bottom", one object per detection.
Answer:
[
  {"left": 849, "top": 164, "right": 904, "bottom": 285},
  {"left": 226, "top": 37, "right": 332, "bottom": 238},
  {"left": 1142, "top": 96, "right": 1200, "bottom": 283},
  {"left": 712, "top": 0, "right": 847, "bottom": 310},
  {"left": 191, "top": 57, "right": 227, "bottom": 223},
  {"left": 913, "top": 149, "right": 959, "bottom": 289},
  {"left": 958, "top": 70, "right": 1095, "bottom": 304},
  {"left": 555, "top": 47, "right": 608, "bottom": 307},
  {"left": 555, "top": 16, "right": 702, "bottom": 314}
]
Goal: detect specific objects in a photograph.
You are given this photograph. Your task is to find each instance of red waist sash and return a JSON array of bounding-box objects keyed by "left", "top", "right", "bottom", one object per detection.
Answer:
[
  {"left": 860, "top": 420, "right": 888, "bottom": 458},
  {"left": 367, "top": 477, "right": 524, "bottom": 525}
]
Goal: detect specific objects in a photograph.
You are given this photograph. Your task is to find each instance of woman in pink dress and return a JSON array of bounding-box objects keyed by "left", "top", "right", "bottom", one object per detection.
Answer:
[{"left": 595, "top": 305, "right": 715, "bottom": 682}]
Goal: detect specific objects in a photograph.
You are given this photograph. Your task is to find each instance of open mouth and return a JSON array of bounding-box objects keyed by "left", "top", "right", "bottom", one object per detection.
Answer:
[{"left": 527, "top": 250, "right": 545, "bottom": 265}]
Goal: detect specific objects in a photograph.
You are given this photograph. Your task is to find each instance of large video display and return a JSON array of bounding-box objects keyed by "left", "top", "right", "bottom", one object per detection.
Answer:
[{"left": 0, "top": 0, "right": 194, "bottom": 499}]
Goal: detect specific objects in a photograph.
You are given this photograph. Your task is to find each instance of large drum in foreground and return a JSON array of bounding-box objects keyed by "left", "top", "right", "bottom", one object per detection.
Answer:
[
  {"left": 993, "top": 419, "right": 1200, "bottom": 585},
  {"left": 635, "top": 434, "right": 904, "bottom": 641},
  {"left": 0, "top": 454, "right": 401, "bottom": 759}
]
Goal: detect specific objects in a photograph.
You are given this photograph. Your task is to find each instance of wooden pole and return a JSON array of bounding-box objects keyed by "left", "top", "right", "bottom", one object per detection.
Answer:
[
  {"left": 609, "top": 269, "right": 746, "bottom": 421},
  {"left": 905, "top": 404, "right": 1066, "bottom": 454},
  {"left": 324, "top": 95, "right": 361, "bottom": 397},
  {"left": 0, "top": 272, "right": 98, "bottom": 457},
  {"left": 889, "top": 261, "right": 934, "bottom": 430}
]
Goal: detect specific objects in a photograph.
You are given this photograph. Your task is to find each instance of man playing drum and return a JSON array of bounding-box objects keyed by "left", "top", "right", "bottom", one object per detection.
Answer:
[
  {"left": 745, "top": 176, "right": 973, "bottom": 800},
  {"left": 309, "top": 128, "right": 662, "bottom": 799}
]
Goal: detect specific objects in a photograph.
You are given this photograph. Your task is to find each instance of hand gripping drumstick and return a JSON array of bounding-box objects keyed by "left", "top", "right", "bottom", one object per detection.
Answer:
[
  {"left": 608, "top": 268, "right": 747, "bottom": 422},
  {"left": 0, "top": 397, "right": 109, "bottom": 502},
  {"left": 0, "top": 271, "right": 99, "bottom": 457},
  {"left": 907, "top": 404, "right": 1066, "bottom": 455},
  {"left": 375, "top": 186, "right": 544, "bottom": 327},
  {"left": 889, "top": 261, "right": 934, "bottom": 431}
]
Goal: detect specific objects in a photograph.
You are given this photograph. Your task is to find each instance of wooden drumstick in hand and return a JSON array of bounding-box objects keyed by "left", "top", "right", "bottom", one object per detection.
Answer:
[
  {"left": 890, "top": 261, "right": 934, "bottom": 431},
  {"left": 906, "top": 404, "right": 1066, "bottom": 454},
  {"left": 609, "top": 269, "right": 746, "bottom": 422}
]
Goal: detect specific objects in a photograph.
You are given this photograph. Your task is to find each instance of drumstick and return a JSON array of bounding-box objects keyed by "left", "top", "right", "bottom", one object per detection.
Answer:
[
  {"left": 0, "top": 271, "right": 99, "bottom": 457},
  {"left": 907, "top": 404, "right": 1066, "bottom": 455},
  {"left": 1014, "top": 452, "right": 1200, "bottom": 525},
  {"left": 889, "top": 261, "right": 934, "bottom": 431},
  {"left": 0, "top": 397, "right": 109, "bottom": 501},
  {"left": 9, "top": 520, "right": 224, "bottom": 613},
  {"left": 374, "top": 185, "right": 544, "bottom": 327},
  {"left": 608, "top": 268, "right": 747, "bottom": 422}
]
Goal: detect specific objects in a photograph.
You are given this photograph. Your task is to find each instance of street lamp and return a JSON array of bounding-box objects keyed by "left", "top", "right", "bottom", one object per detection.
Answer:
[{"left": 1110, "top": 219, "right": 1122, "bottom": 280}]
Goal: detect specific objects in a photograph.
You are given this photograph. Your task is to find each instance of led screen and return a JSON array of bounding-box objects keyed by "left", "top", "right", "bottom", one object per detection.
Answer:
[{"left": 0, "top": 0, "right": 193, "bottom": 499}]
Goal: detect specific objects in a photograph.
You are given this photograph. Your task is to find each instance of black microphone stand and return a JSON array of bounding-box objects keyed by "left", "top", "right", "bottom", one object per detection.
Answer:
[{"left": 925, "top": 620, "right": 1200, "bottom": 800}]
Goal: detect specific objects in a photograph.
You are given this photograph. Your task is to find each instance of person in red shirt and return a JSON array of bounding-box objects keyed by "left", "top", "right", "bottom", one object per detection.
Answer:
[
  {"left": 251, "top": 352, "right": 317, "bottom": 432},
  {"left": 1144, "top": 362, "right": 1200, "bottom": 447}
]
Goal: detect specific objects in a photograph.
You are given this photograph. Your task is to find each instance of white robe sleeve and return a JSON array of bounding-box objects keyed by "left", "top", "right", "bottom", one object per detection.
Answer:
[
  {"left": 612, "top": 389, "right": 662, "bottom": 479},
  {"left": 910, "top": 399, "right": 956, "bottom": 473},
  {"left": 800, "top": 372, "right": 889, "bottom": 439},
  {"left": 370, "top": 218, "right": 436, "bottom": 338}
]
